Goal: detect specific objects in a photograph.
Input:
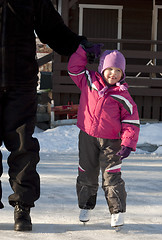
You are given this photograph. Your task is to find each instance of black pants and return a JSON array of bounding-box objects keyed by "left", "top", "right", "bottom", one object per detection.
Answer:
[
  {"left": 0, "top": 87, "right": 40, "bottom": 208},
  {"left": 76, "top": 130, "right": 127, "bottom": 214}
]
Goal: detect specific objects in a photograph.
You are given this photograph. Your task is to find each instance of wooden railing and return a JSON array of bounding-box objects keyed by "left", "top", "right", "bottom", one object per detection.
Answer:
[
  {"left": 37, "top": 52, "right": 53, "bottom": 67},
  {"left": 52, "top": 38, "right": 162, "bottom": 121},
  {"left": 36, "top": 39, "right": 162, "bottom": 121}
]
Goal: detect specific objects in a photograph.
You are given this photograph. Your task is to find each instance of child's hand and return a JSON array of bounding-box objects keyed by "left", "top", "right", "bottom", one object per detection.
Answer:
[
  {"left": 80, "top": 40, "right": 104, "bottom": 63},
  {"left": 85, "top": 43, "right": 104, "bottom": 57},
  {"left": 116, "top": 146, "right": 132, "bottom": 160}
]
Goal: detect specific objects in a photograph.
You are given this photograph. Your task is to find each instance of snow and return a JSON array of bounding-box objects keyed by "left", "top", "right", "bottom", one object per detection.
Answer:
[{"left": 0, "top": 122, "right": 162, "bottom": 239}]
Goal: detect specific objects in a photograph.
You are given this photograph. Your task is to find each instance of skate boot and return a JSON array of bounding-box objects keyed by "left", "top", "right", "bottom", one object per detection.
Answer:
[
  {"left": 79, "top": 209, "right": 90, "bottom": 223},
  {"left": 111, "top": 212, "right": 124, "bottom": 228},
  {"left": 14, "top": 203, "right": 32, "bottom": 231}
]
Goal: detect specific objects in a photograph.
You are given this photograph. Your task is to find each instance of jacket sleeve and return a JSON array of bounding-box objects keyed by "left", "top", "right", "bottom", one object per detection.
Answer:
[
  {"left": 34, "top": 0, "right": 86, "bottom": 56},
  {"left": 68, "top": 45, "right": 88, "bottom": 89},
  {"left": 119, "top": 93, "right": 140, "bottom": 150}
]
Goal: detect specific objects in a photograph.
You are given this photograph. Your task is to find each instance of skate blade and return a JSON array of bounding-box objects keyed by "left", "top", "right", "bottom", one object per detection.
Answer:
[
  {"left": 113, "top": 226, "right": 122, "bottom": 232},
  {"left": 80, "top": 220, "right": 89, "bottom": 225}
]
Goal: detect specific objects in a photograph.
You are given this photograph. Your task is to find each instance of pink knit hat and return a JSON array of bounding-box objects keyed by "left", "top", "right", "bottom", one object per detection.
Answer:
[{"left": 98, "top": 50, "right": 126, "bottom": 75}]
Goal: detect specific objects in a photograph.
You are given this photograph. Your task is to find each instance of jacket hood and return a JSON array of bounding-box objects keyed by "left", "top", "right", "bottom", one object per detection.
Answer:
[{"left": 95, "top": 71, "right": 128, "bottom": 97}]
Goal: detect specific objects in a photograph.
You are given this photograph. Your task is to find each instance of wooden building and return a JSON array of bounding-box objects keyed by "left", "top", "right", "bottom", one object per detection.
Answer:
[{"left": 44, "top": 0, "right": 162, "bottom": 121}]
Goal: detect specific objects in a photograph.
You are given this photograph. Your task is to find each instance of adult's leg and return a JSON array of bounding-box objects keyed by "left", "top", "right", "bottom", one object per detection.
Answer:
[
  {"left": 2, "top": 87, "right": 40, "bottom": 208},
  {"left": 76, "top": 131, "right": 100, "bottom": 209}
]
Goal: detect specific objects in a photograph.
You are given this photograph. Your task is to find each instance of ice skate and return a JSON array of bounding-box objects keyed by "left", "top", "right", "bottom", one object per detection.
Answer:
[
  {"left": 111, "top": 212, "right": 124, "bottom": 230},
  {"left": 79, "top": 209, "right": 90, "bottom": 224}
]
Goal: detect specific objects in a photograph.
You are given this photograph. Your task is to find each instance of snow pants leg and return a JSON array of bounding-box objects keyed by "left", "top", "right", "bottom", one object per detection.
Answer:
[
  {"left": 76, "top": 130, "right": 127, "bottom": 214},
  {"left": 0, "top": 87, "right": 40, "bottom": 208}
]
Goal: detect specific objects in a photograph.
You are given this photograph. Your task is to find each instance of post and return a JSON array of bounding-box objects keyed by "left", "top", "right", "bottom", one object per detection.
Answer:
[
  {"left": 60, "top": 0, "right": 69, "bottom": 25},
  {"left": 50, "top": 100, "right": 55, "bottom": 128},
  {"left": 151, "top": 0, "right": 157, "bottom": 77}
]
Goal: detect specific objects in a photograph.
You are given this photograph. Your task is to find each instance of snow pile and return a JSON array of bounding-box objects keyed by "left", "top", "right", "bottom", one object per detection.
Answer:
[{"left": 1, "top": 122, "right": 162, "bottom": 155}]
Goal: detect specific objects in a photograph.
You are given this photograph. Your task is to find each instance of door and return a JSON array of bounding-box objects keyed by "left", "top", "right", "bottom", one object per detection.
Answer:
[{"left": 79, "top": 4, "right": 123, "bottom": 50}]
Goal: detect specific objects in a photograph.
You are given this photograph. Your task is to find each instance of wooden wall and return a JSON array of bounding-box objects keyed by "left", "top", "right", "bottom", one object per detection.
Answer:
[{"left": 52, "top": 0, "right": 162, "bottom": 121}]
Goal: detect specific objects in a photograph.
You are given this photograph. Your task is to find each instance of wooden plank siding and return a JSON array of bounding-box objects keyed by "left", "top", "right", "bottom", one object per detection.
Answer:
[
  {"left": 52, "top": 39, "right": 162, "bottom": 120},
  {"left": 50, "top": 0, "right": 162, "bottom": 121}
]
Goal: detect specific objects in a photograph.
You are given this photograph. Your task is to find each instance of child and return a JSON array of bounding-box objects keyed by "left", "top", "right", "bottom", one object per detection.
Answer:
[{"left": 68, "top": 43, "right": 140, "bottom": 228}]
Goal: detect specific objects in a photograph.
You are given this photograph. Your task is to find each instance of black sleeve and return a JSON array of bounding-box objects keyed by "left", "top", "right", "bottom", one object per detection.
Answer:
[{"left": 34, "top": 0, "right": 86, "bottom": 56}]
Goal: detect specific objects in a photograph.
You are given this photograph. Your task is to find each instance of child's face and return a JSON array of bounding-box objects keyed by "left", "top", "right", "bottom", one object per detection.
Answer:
[{"left": 103, "top": 67, "right": 123, "bottom": 85}]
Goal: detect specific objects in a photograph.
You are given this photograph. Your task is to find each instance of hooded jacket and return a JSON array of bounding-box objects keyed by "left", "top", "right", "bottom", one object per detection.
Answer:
[
  {"left": 68, "top": 45, "right": 140, "bottom": 150},
  {"left": 0, "top": 0, "right": 84, "bottom": 87}
]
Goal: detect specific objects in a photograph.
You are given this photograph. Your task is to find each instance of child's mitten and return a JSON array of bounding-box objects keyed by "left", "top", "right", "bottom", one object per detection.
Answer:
[
  {"left": 80, "top": 40, "right": 104, "bottom": 63},
  {"left": 116, "top": 146, "right": 132, "bottom": 160}
]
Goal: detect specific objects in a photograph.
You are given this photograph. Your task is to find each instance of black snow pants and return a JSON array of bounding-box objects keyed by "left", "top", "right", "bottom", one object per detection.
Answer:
[
  {"left": 0, "top": 86, "right": 40, "bottom": 208},
  {"left": 76, "top": 130, "right": 127, "bottom": 214}
]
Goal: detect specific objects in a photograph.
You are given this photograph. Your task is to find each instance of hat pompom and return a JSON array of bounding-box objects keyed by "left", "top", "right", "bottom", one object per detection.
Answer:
[{"left": 116, "top": 82, "right": 127, "bottom": 91}]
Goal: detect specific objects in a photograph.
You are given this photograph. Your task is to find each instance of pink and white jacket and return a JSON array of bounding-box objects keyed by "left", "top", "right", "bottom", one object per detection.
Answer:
[{"left": 68, "top": 46, "right": 140, "bottom": 150}]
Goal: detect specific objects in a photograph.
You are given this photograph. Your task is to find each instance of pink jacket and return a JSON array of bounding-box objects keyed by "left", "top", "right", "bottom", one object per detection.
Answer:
[{"left": 68, "top": 46, "right": 140, "bottom": 150}]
